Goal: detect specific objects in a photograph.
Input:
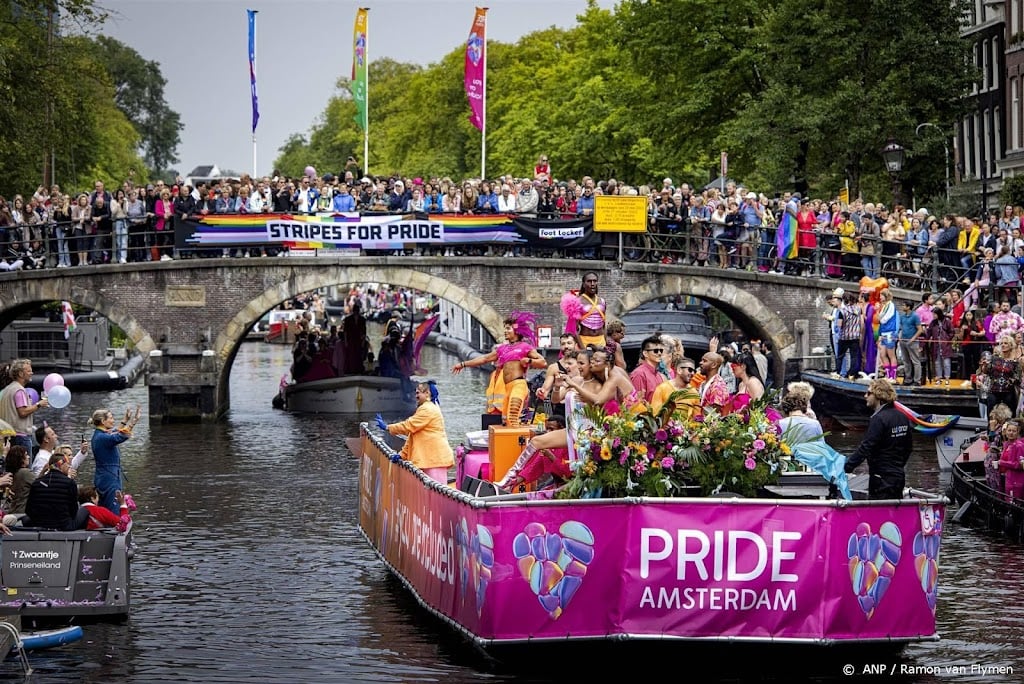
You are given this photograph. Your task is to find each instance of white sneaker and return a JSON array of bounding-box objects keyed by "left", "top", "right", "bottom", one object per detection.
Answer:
[
  {"left": 119, "top": 258, "right": 127, "bottom": 264},
  {"left": 160, "top": 255, "right": 172, "bottom": 261}
]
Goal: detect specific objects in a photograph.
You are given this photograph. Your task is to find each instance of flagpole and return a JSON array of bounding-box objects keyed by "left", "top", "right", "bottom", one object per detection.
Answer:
[
  {"left": 364, "top": 8, "right": 370, "bottom": 177},
  {"left": 480, "top": 7, "right": 488, "bottom": 179},
  {"left": 248, "top": 9, "right": 260, "bottom": 176},
  {"left": 252, "top": 10, "right": 257, "bottom": 178}
]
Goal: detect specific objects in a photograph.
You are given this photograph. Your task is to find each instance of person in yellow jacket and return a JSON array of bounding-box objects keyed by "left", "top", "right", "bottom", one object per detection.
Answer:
[
  {"left": 957, "top": 217, "right": 980, "bottom": 273},
  {"left": 376, "top": 381, "right": 454, "bottom": 484}
]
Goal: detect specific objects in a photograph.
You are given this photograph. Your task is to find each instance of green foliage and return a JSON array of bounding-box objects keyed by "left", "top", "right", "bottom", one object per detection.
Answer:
[
  {"left": 271, "top": 0, "right": 972, "bottom": 201},
  {"left": 0, "top": 1, "right": 157, "bottom": 194},
  {"left": 84, "top": 36, "right": 182, "bottom": 173},
  {"left": 1001, "top": 175, "right": 1024, "bottom": 210}
]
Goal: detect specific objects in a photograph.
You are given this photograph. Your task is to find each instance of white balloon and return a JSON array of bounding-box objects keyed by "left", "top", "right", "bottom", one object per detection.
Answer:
[{"left": 47, "top": 385, "right": 72, "bottom": 409}]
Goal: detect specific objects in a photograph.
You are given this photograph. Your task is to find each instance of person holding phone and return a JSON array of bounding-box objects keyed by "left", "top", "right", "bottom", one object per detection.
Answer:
[{"left": 90, "top": 405, "right": 140, "bottom": 515}]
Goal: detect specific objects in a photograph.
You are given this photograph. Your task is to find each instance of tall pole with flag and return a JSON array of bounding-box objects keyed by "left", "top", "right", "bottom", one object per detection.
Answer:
[
  {"left": 351, "top": 8, "right": 369, "bottom": 175},
  {"left": 247, "top": 9, "right": 260, "bottom": 176},
  {"left": 464, "top": 7, "right": 487, "bottom": 178}
]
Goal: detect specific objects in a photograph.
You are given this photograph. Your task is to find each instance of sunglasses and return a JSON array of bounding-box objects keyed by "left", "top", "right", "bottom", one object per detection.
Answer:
[{"left": 645, "top": 348, "right": 665, "bottom": 354}]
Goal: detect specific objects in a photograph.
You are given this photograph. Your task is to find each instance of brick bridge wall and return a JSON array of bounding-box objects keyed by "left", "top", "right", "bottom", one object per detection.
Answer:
[{"left": 0, "top": 257, "right": 858, "bottom": 417}]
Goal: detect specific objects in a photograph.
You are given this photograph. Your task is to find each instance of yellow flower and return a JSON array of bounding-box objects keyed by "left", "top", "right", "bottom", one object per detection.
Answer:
[
  {"left": 780, "top": 443, "right": 792, "bottom": 456},
  {"left": 600, "top": 445, "right": 613, "bottom": 461}
]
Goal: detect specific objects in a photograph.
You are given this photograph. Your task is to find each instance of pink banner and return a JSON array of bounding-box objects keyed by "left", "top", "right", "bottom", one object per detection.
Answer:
[
  {"left": 359, "top": 432, "right": 942, "bottom": 644},
  {"left": 464, "top": 7, "right": 486, "bottom": 131}
]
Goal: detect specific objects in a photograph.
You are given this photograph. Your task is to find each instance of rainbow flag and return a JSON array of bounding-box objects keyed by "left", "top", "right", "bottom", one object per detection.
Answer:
[
  {"left": 61, "top": 301, "right": 76, "bottom": 340},
  {"left": 464, "top": 7, "right": 486, "bottom": 130},
  {"left": 246, "top": 9, "right": 259, "bottom": 133},
  {"left": 411, "top": 314, "right": 440, "bottom": 374},
  {"left": 351, "top": 8, "right": 368, "bottom": 130},
  {"left": 776, "top": 209, "right": 798, "bottom": 260}
]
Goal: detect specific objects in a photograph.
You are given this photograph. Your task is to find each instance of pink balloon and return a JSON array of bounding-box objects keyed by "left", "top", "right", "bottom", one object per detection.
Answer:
[
  {"left": 304, "top": 165, "right": 316, "bottom": 178},
  {"left": 42, "top": 373, "right": 64, "bottom": 393}
]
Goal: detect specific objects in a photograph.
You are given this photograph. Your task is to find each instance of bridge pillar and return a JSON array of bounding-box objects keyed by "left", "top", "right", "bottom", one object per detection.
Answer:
[{"left": 146, "top": 347, "right": 225, "bottom": 422}]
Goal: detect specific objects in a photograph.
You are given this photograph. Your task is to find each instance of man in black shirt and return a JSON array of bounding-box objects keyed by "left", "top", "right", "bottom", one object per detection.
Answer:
[{"left": 844, "top": 378, "right": 913, "bottom": 499}]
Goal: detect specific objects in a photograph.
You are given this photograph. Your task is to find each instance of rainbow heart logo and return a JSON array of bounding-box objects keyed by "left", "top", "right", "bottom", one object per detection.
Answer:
[
  {"left": 512, "top": 521, "right": 594, "bottom": 620},
  {"left": 456, "top": 518, "right": 493, "bottom": 616},
  {"left": 912, "top": 505, "right": 943, "bottom": 613},
  {"left": 847, "top": 521, "right": 902, "bottom": 619}
]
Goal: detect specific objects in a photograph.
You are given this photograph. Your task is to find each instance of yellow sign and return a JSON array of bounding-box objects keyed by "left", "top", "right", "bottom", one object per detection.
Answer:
[
  {"left": 594, "top": 195, "right": 648, "bottom": 233},
  {"left": 838, "top": 187, "right": 849, "bottom": 205}
]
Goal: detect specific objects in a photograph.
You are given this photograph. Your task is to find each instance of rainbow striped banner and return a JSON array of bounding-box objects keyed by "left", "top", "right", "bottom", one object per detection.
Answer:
[{"left": 179, "top": 212, "right": 522, "bottom": 250}]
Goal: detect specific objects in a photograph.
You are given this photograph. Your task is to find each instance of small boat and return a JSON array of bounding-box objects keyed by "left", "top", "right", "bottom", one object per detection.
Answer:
[
  {"left": 618, "top": 301, "right": 713, "bottom": 368},
  {"left": 8, "top": 625, "right": 83, "bottom": 655},
  {"left": 2, "top": 315, "right": 144, "bottom": 391},
  {"left": 264, "top": 309, "right": 315, "bottom": 345},
  {"left": 356, "top": 425, "right": 945, "bottom": 662},
  {"left": 0, "top": 527, "right": 133, "bottom": 619},
  {"left": 801, "top": 369, "right": 981, "bottom": 429},
  {"left": 280, "top": 374, "right": 415, "bottom": 415},
  {"left": 276, "top": 313, "right": 438, "bottom": 416},
  {"left": 949, "top": 457, "right": 1024, "bottom": 543}
]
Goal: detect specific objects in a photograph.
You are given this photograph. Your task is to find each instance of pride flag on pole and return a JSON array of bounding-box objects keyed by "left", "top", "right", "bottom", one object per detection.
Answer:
[
  {"left": 464, "top": 7, "right": 487, "bottom": 131},
  {"left": 351, "top": 8, "right": 368, "bottom": 130},
  {"left": 247, "top": 9, "right": 259, "bottom": 133},
  {"left": 776, "top": 199, "right": 799, "bottom": 260},
  {"left": 61, "top": 301, "right": 76, "bottom": 340}
]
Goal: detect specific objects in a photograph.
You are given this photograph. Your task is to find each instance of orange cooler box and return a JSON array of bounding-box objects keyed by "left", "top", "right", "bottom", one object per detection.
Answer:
[{"left": 488, "top": 426, "right": 535, "bottom": 490}]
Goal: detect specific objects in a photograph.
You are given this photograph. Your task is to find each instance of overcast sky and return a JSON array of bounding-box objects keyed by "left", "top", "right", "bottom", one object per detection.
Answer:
[{"left": 99, "top": 0, "right": 614, "bottom": 178}]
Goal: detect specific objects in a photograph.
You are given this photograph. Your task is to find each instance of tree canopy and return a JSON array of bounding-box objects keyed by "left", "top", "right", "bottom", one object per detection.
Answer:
[
  {"left": 0, "top": 1, "right": 182, "bottom": 195},
  {"left": 275, "top": 0, "right": 973, "bottom": 206}
]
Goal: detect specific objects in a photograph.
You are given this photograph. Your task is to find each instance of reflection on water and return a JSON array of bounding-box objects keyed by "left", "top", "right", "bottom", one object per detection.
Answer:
[{"left": 3, "top": 340, "right": 1022, "bottom": 683}]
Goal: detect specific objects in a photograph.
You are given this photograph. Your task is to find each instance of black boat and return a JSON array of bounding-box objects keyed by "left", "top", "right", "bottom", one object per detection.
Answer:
[
  {"left": 801, "top": 369, "right": 981, "bottom": 430},
  {"left": 949, "top": 457, "right": 1024, "bottom": 543},
  {"left": 618, "top": 301, "right": 713, "bottom": 368}
]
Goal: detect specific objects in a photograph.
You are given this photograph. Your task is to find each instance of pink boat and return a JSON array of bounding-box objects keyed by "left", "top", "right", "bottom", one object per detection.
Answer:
[{"left": 355, "top": 426, "right": 945, "bottom": 664}]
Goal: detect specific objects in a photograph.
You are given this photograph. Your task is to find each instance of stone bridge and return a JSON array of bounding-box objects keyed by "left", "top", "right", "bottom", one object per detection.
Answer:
[{"left": 0, "top": 257, "right": 852, "bottom": 420}]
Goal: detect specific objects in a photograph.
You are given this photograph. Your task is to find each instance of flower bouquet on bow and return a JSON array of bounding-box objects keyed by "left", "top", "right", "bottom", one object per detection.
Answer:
[{"left": 558, "top": 391, "right": 796, "bottom": 499}]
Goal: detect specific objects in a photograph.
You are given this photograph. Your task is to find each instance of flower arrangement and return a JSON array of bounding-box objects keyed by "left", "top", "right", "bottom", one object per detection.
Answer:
[{"left": 558, "top": 392, "right": 795, "bottom": 499}]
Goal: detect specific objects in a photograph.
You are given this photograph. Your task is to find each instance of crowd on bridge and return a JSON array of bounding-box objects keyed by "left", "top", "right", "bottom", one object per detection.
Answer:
[{"left": 6, "top": 157, "right": 1024, "bottom": 284}]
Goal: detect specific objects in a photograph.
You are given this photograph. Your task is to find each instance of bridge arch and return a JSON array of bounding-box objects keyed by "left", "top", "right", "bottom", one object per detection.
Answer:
[
  {"left": 217, "top": 266, "right": 506, "bottom": 400},
  {"left": 0, "top": 281, "right": 157, "bottom": 356},
  {"left": 613, "top": 273, "right": 796, "bottom": 361}
]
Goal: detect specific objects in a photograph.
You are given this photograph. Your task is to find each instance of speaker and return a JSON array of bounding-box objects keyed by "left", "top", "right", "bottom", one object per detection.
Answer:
[
  {"left": 460, "top": 475, "right": 499, "bottom": 497},
  {"left": 480, "top": 413, "right": 502, "bottom": 430}
]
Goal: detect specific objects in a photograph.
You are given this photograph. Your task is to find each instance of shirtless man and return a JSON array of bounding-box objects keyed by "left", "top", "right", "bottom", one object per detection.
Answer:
[
  {"left": 562, "top": 272, "right": 607, "bottom": 349},
  {"left": 451, "top": 312, "right": 547, "bottom": 427},
  {"left": 536, "top": 334, "right": 580, "bottom": 402}
]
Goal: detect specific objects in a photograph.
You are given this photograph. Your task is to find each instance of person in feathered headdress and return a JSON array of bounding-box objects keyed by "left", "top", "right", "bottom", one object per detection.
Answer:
[
  {"left": 561, "top": 272, "right": 607, "bottom": 349},
  {"left": 451, "top": 311, "right": 547, "bottom": 427}
]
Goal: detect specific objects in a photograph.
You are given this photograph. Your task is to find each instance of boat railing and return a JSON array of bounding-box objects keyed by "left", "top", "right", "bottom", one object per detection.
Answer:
[{"left": 363, "top": 425, "right": 949, "bottom": 509}]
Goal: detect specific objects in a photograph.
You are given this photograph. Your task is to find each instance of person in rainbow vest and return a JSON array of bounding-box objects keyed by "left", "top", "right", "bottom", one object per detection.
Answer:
[
  {"left": 561, "top": 272, "right": 607, "bottom": 349},
  {"left": 451, "top": 311, "right": 547, "bottom": 427}
]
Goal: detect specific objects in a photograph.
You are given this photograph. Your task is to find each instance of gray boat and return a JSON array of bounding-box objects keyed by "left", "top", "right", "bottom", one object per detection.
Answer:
[{"left": 0, "top": 527, "right": 133, "bottom": 620}]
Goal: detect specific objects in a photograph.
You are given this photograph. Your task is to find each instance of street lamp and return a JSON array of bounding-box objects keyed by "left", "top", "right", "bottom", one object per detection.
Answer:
[
  {"left": 881, "top": 139, "right": 905, "bottom": 208},
  {"left": 915, "top": 122, "right": 950, "bottom": 203}
]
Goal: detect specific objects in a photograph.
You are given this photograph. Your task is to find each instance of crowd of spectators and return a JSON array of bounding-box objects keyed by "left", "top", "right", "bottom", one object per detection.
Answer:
[{"left": 3, "top": 160, "right": 1022, "bottom": 291}]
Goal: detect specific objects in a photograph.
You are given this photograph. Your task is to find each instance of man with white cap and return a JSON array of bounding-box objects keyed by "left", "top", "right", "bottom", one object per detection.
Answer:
[{"left": 823, "top": 287, "right": 847, "bottom": 376}]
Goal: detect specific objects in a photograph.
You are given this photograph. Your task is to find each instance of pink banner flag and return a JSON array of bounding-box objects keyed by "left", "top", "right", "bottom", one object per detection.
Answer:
[{"left": 464, "top": 7, "right": 487, "bottom": 131}]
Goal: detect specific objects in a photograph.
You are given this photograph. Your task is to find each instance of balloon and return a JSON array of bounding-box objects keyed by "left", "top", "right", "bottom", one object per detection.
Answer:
[
  {"left": 43, "top": 373, "right": 64, "bottom": 393},
  {"left": 24, "top": 388, "right": 39, "bottom": 405},
  {"left": 304, "top": 165, "right": 316, "bottom": 179},
  {"left": 46, "top": 385, "right": 72, "bottom": 409}
]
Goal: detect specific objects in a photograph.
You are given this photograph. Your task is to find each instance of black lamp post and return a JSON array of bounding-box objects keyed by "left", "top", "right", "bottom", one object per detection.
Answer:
[{"left": 881, "top": 139, "right": 906, "bottom": 208}]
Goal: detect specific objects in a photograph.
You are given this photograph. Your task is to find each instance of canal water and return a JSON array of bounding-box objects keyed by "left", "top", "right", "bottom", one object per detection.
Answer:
[{"left": 4, "top": 338, "right": 1021, "bottom": 683}]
